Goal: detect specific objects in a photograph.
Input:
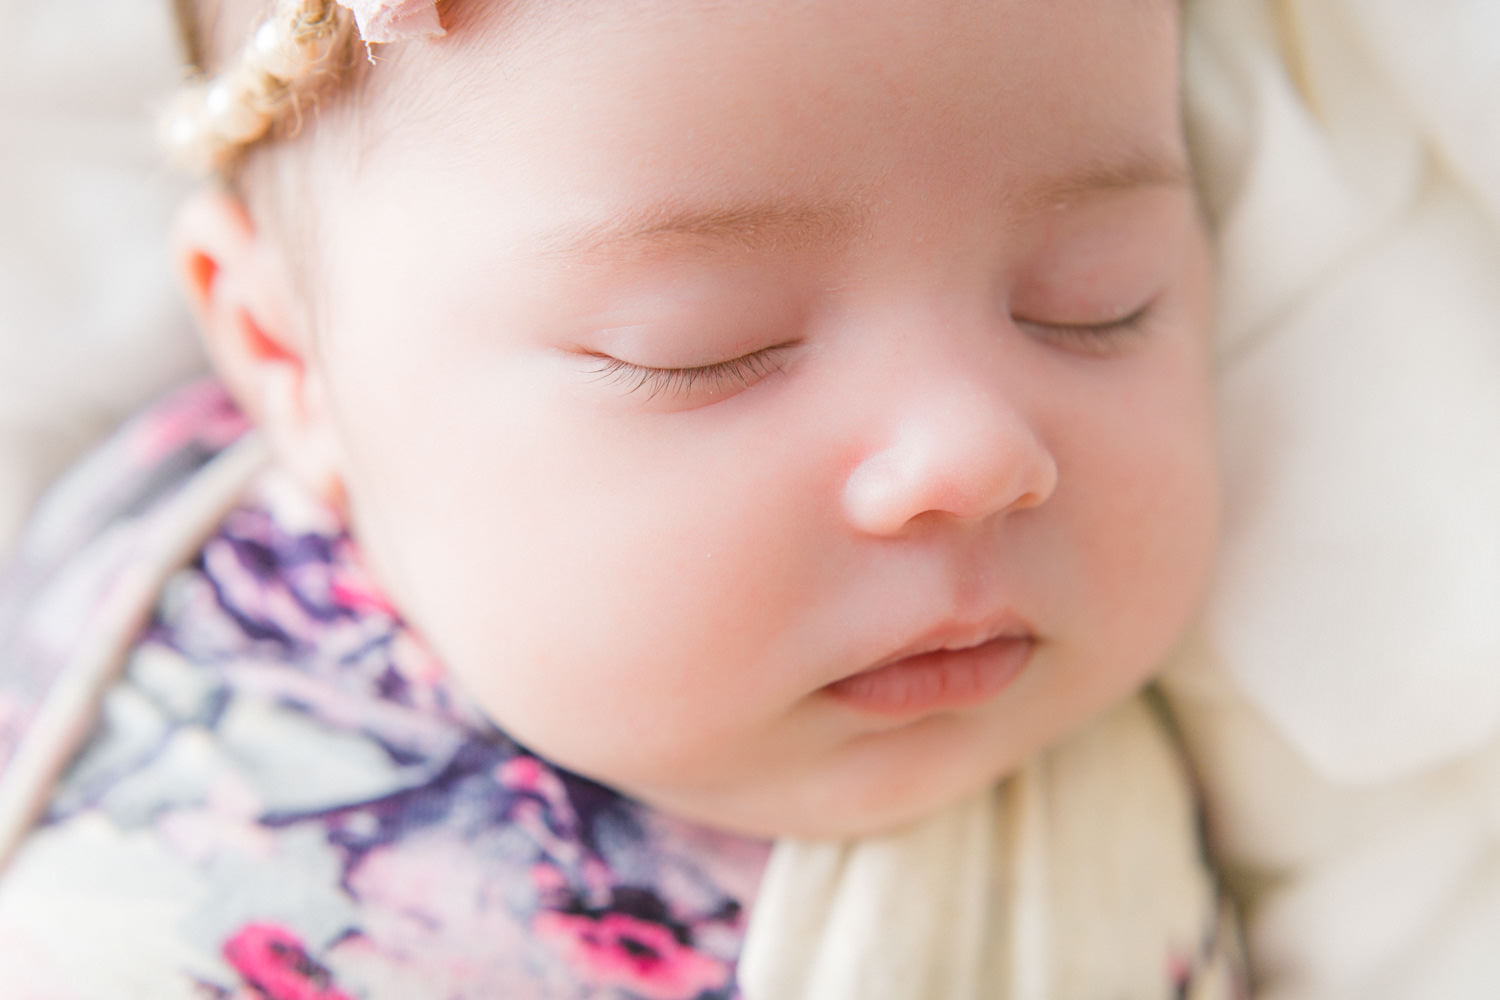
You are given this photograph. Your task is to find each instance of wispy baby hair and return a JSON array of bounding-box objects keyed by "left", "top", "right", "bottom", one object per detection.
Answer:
[{"left": 163, "top": 0, "right": 442, "bottom": 173}]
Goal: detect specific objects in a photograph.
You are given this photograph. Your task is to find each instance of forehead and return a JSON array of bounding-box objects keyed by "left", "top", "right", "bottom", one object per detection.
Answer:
[
  {"left": 389, "top": 0, "right": 1183, "bottom": 150},
  {"left": 339, "top": 0, "right": 1186, "bottom": 272}
]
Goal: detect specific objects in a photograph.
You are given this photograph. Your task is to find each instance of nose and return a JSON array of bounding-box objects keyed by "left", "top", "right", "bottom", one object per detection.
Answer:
[{"left": 841, "top": 378, "right": 1059, "bottom": 536}]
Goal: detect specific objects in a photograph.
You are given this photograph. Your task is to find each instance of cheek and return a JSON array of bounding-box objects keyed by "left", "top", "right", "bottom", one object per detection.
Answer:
[
  {"left": 1063, "top": 355, "right": 1220, "bottom": 660},
  {"left": 329, "top": 362, "right": 843, "bottom": 777},
  {"left": 1079, "top": 242, "right": 1220, "bottom": 658}
]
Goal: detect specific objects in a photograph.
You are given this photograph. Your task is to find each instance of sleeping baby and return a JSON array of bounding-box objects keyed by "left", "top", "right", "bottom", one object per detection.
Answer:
[{"left": 0, "top": 1, "right": 1243, "bottom": 996}]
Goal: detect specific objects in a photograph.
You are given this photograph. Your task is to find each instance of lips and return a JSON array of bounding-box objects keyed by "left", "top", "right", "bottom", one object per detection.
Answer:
[{"left": 824, "top": 620, "right": 1036, "bottom": 717}]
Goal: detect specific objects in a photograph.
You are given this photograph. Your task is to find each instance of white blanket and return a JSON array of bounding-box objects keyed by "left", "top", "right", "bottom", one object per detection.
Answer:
[
  {"left": 1186, "top": 0, "right": 1500, "bottom": 786},
  {"left": 1165, "top": 0, "right": 1500, "bottom": 997}
]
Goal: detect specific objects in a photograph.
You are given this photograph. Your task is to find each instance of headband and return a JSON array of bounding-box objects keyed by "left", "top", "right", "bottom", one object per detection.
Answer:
[{"left": 163, "top": 0, "right": 444, "bottom": 172}]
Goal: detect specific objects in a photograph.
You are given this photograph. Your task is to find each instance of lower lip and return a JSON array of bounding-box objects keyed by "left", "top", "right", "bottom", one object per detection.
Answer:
[{"left": 824, "top": 636, "right": 1035, "bottom": 717}]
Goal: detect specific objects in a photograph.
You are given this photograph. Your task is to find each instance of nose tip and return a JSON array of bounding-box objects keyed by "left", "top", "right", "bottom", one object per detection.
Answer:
[{"left": 842, "top": 397, "right": 1059, "bottom": 536}]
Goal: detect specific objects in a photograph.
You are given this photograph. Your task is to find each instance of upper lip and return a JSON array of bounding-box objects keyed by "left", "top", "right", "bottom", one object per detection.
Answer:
[{"left": 859, "top": 612, "right": 1036, "bottom": 675}]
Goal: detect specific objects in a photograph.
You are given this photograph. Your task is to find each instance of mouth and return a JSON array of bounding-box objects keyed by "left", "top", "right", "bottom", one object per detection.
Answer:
[{"left": 823, "top": 618, "right": 1037, "bottom": 718}]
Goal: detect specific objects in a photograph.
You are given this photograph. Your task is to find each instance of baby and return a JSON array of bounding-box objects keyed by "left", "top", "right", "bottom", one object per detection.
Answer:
[{"left": 0, "top": 0, "right": 1238, "bottom": 996}]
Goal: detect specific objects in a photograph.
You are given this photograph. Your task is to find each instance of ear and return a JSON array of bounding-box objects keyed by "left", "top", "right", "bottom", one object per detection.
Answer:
[{"left": 172, "top": 186, "right": 347, "bottom": 512}]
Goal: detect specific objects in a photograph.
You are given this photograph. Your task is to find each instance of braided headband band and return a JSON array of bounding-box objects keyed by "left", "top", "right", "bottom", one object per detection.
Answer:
[{"left": 163, "top": 0, "right": 443, "bottom": 172}]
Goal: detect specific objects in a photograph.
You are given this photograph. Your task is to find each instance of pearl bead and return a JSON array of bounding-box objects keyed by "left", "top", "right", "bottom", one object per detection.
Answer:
[
  {"left": 206, "top": 82, "right": 266, "bottom": 144},
  {"left": 253, "top": 21, "right": 304, "bottom": 80}
]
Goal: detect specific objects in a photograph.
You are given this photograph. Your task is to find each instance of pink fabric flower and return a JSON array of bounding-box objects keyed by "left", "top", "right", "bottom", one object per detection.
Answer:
[
  {"left": 535, "top": 910, "right": 731, "bottom": 1000},
  {"left": 223, "top": 923, "right": 355, "bottom": 1000},
  {"left": 336, "top": 0, "right": 445, "bottom": 43}
]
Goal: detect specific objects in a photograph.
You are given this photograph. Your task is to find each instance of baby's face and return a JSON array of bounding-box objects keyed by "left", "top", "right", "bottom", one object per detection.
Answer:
[{"left": 297, "top": 0, "right": 1217, "bottom": 837}]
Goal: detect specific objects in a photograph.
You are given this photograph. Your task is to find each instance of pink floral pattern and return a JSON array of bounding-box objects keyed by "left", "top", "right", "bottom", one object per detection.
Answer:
[
  {"left": 224, "top": 924, "right": 356, "bottom": 1000},
  {"left": 534, "top": 911, "right": 732, "bottom": 1000}
]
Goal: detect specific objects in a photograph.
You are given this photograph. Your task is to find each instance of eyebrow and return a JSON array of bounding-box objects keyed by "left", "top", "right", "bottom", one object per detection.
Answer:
[
  {"left": 533, "top": 198, "right": 872, "bottom": 263},
  {"left": 1021, "top": 149, "right": 1192, "bottom": 212},
  {"left": 534, "top": 149, "right": 1191, "bottom": 264}
]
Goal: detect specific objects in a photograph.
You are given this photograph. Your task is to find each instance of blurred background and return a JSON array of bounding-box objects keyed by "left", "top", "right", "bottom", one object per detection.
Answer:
[{"left": 0, "top": 0, "right": 203, "bottom": 552}]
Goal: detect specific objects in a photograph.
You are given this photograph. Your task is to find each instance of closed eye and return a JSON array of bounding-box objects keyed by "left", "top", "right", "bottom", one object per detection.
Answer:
[
  {"left": 586, "top": 343, "right": 797, "bottom": 400},
  {"left": 1015, "top": 302, "right": 1154, "bottom": 357}
]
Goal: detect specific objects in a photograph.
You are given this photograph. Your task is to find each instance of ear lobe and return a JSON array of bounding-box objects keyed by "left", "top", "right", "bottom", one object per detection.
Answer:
[{"left": 171, "top": 187, "right": 347, "bottom": 511}]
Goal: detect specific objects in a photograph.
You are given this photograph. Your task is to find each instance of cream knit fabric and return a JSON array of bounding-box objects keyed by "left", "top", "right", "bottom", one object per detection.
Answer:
[{"left": 741, "top": 697, "right": 1241, "bottom": 999}]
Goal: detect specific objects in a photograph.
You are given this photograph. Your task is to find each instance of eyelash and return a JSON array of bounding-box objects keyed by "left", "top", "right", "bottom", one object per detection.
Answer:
[
  {"left": 1018, "top": 302, "right": 1155, "bottom": 355},
  {"left": 587, "top": 344, "right": 795, "bottom": 400},
  {"left": 586, "top": 301, "right": 1151, "bottom": 399}
]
